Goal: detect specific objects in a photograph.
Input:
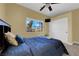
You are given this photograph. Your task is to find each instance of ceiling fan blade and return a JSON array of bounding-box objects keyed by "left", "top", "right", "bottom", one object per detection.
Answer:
[
  {"left": 51, "top": 3, "right": 59, "bottom": 4},
  {"left": 48, "top": 6, "right": 52, "bottom": 11},
  {"left": 40, "top": 5, "right": 45, "bottom": 11}
]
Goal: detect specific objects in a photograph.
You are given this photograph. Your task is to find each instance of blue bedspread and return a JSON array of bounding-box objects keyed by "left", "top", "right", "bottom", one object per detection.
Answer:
[
  {"left": 1, "top": 36, "right": 69, "bottom": 56},
  {"left": 23, "top": 36, "right": 69, "bottom": 56}
]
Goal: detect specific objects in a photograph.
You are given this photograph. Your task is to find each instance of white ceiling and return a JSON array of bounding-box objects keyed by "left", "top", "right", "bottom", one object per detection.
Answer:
[{"left": 18, "top": 3, "right": 79, "bottom": 17}]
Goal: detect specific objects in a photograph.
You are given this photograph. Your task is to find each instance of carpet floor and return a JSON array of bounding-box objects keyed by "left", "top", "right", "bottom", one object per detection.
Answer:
[{"left": 64, "top": 43, "right": 79, "bottom": 56}]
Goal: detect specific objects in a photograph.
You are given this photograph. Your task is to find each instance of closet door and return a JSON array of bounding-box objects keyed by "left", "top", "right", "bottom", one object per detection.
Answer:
[{"left": 49, "top": 17, "right": 68, "bottom": 43}]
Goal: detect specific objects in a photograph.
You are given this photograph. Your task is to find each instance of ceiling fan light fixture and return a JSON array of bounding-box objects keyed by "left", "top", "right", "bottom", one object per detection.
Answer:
[
  {"left": 40, "top": 3, "right": 57, "bottom": 11},
  {"left": 48, "top": 6, "right": 52, "bottom": 11}
]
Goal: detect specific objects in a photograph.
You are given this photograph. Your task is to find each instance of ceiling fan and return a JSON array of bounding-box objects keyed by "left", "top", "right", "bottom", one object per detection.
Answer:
[{"left": 40, "top": 3, "right": 58, "bottom": 11}]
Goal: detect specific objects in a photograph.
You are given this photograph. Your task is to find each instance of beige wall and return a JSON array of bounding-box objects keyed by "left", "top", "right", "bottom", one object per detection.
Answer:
[
  {"left": 0, "top": 3, "right": 48, "bottom": 37},
  {"left": 0, "top": 4, "right": 6, "bottom": 19},
  {"left": 72, "top": 9, "right": 79, "bottom": 43}
]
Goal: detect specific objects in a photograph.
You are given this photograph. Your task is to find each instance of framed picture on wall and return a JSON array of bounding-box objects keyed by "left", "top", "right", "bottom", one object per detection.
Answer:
[{"left": 25, "top": 17, "right": 44, "bottom": 32}]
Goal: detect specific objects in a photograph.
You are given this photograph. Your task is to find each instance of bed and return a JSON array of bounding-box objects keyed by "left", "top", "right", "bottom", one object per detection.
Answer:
[{"left": 1, "top": 36, "right": 69, "bottom": 56}]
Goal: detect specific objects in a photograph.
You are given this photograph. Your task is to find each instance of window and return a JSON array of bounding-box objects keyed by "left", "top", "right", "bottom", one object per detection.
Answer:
[{"left": 25, "top": 18, "right": 43, "bottom": 32}]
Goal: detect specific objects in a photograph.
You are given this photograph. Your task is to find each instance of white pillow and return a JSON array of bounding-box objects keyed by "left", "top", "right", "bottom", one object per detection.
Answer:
[{"left": 5, "top": 32, "right": 18, "bottom": 46}]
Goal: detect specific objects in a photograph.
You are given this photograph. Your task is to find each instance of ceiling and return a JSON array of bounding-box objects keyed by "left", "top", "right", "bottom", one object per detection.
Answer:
[{"left": 18, "top": 3, "right": 79, "bottom": 17}]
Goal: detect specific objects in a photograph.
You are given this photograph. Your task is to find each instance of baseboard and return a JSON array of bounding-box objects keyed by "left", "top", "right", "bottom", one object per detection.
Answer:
[
  {"left": 73, "top": 41, "right": 79, "bottom": 44},
  {"left": 67, "top": 42, "right": 73, "bottom": 45},
  {"left": 62, "top": 41, "right": 73, "bottom": 45}
]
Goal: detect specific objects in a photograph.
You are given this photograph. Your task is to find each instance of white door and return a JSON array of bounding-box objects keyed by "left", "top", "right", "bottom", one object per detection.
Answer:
[{"left": 49, "top": 17, "right": 68, "bottom": 43}]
